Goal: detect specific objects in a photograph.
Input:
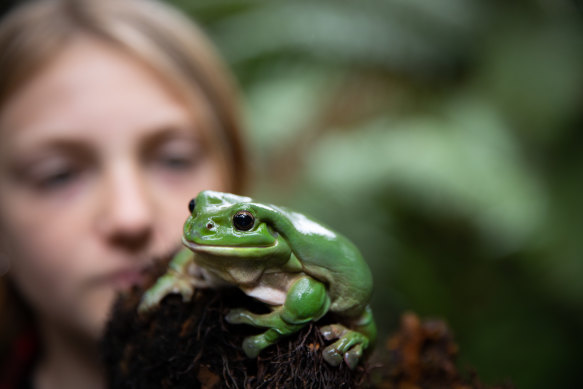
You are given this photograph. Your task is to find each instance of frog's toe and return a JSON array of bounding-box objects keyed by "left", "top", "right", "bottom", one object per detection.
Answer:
[
  {"left": 137, "top": 297, "right": 155, "bottom": 314},
  {"left": 344, "top": 344, "right": 363, "bottom": 370},
  {"left": 242, "top": 335, "right": 265, "bottom": 358},
  {"left": 320, "top": 324, "right": 347, "bottom": 341},
  {"left": 225, "top": 308, "right": 250, "bottom": 324},
  {"left": 322, "top": 345, "right": 343, "bottom": 366},
  {"left": 177, "top": 286, "right": 194, "bottom": 303},
  {"left": 138, "top": 289, "right": 166, "bottom": 314}
]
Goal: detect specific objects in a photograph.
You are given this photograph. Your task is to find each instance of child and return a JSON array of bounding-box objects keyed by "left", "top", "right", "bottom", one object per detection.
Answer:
[{"left": 0, "top": 0, "right": 247, "bottom": 387}]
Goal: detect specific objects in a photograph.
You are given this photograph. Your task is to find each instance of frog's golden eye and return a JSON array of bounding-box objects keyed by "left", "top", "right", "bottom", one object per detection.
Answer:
[
  {"left": 188, "top": 198, "right": 196, "bottom": 214},
  {"left": 233, "top": 210, "right": 254, "bottom": 231}
]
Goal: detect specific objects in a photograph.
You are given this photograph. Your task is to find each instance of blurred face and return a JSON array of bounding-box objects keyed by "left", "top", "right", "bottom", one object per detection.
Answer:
[{"left": 0, "top": 38, "right": 230, "bottom": 339}]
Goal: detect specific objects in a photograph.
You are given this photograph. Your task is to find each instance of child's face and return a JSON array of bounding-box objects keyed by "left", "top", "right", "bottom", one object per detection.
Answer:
[{"left": 0, "top": 38, "right": 229, "bottom": 339}]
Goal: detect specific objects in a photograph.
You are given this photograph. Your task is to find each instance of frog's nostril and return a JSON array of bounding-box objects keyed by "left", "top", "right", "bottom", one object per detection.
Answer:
[{"left": 206, "top": 222, "right": 213, "bottom": 230}]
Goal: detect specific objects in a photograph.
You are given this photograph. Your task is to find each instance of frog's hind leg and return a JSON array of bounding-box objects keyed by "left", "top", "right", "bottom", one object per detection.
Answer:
[
  {"left": 226, "top": 275, "right": 330, "bottom": 358},
  {"left": 320, "top": 305, "right": 376, "bottom": 369}
]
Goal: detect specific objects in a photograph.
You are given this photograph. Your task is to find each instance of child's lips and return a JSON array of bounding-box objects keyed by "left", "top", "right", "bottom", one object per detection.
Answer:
[
  {"left": 108, "top": 268, "right": 145, "bottom": 289},
  {"left": 90, "top": 249, "right": 178, "bottom": 290},
  {"left": 91, "top": 265, "right": 148, "bottom": 291}
]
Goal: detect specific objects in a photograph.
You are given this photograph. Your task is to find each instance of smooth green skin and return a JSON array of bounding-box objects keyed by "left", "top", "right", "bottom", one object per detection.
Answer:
[{"left": 139, "top": 190, "right": 376, "bottom": 369}]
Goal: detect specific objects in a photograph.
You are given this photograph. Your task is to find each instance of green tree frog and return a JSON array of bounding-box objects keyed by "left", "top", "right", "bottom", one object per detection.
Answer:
[{"left": 139, "top": 190, "right": 376, "bottom": 369}]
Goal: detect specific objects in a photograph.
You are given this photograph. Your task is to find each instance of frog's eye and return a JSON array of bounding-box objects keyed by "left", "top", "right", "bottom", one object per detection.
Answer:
[
  {"left": 233, "top": 211, "right": 254, "bottom": 231},
  {"left": 188, "top": 198, "right": 196, "bottom": 214}
]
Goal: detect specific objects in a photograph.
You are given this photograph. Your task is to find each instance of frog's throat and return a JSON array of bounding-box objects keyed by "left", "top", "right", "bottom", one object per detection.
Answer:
[{"left": 182, "top": 236, "right": 284, "bottom": 258}]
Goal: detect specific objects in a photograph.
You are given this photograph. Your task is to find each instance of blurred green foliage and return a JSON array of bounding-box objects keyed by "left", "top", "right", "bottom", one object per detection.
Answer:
[{"left": 169, "top": 0, "right": 583, "bottom": 387}]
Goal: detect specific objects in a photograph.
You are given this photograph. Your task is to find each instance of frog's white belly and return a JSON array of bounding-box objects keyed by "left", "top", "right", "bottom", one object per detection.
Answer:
[{"left": 240, "top": 272, "right": 302, "bottom": 306}]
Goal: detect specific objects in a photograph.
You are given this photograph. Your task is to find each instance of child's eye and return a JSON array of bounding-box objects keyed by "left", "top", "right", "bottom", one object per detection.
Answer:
[
  {"left": 158, "top": 154, "right": 195, "bottom": 170},
  {"left": 38, "top": 168, "right": 79, "bottom": 190},
  {"left": 25, "top": 157, "right": 83, "bottom": 192},
  {"left": 151, "top": 138, "right": 205, "bottom": 173}
]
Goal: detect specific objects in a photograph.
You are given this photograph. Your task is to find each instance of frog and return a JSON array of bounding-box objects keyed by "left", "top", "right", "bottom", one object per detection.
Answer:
[{"left": 138, "top": 190, "right": 376, "bottom": 369}]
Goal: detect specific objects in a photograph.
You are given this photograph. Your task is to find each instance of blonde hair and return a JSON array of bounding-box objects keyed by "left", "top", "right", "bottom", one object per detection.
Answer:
[
  {"left": 0, "top": 0, "right": 247, "bottom": 190},
  {"left": 0, "top": 0, "right": 248, "bottom": 355}
]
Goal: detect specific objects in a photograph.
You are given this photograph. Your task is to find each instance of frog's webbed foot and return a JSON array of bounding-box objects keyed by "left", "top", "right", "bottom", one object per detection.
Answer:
[
  {"left": 319, "top": 306, "right": 376, "bottom": 369},
  {"left": 138, "top": 272, "right": 196, "bottom": 314},
  {"left": 242, "top": 328, "right": 299, "bottom": 358},
  {"left": 138, "top": 249, "right": 201, "bottom": 314},
  {"left": 226, "top": 307, "right": 305, "bottom": 357},
  {"left": 320, "top": 324, "right": 369, "bottom": 369}
]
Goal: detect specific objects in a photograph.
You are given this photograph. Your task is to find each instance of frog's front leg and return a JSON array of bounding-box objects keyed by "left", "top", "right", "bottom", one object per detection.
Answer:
[
  {"left": 138, "top": 248, "right": 199, "bottom": 313},
  {"left": 226, "top": 275, "right": 330, "bottom": 358}
]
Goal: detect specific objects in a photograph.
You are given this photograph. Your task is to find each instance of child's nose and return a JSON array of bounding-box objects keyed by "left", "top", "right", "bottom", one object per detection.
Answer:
[{"left": 97, "top": 161, "right": 154, "bottom": 250}]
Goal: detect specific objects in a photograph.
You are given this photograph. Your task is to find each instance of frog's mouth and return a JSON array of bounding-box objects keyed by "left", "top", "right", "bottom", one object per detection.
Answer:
[{"left": 182, "top": 236, "right": 285, "bottom": 258}]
